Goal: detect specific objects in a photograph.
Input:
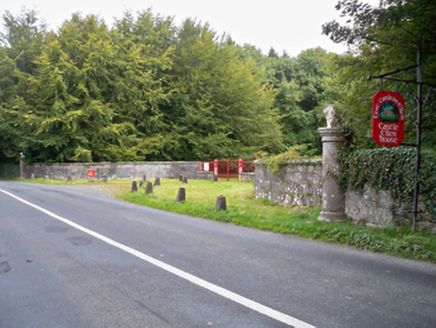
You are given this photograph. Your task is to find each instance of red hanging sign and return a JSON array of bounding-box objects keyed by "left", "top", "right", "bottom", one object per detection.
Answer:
[{"left": 372, "top": 90, "right": 405, "bottom": 147}]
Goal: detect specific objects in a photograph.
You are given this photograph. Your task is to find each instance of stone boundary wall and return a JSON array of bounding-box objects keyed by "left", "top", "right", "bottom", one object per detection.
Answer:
[
  {"left": 345, "top": 186, "right": 394, "bottom": 227},
  {"left": 255, "top": 159, "right": 432, "bottom": 226},
  {"left": 255, "top": 159, "right": 323, "bottom": 206},
  {"left": 197, "top": 171, "right": 214, "bottom": 180},
  {"left": 3, "top": 161, "right": 256, "bottom": 182},
  {"left": 0, "top": 164, "right": 20, "bottom": 178},
  {"left": 345, "top": 185, "right": 432, "bottom": 227},
  {"left": 21, "top": 161, "right": 202, "bottom": 180},
  {"left": 240, "top": 172, "right": 255, "bottom": 182}
]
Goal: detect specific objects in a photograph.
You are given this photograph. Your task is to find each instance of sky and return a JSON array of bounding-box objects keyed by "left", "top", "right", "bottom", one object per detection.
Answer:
[{"left": 0, "top": 0, "right": 380, "bottom": 58}]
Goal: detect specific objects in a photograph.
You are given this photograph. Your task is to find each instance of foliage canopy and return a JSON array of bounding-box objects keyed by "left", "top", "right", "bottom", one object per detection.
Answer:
[
  {"left": 322, "top": 0, "right": 436, "bottom": 150},
  {"left": 0, "top": 9, "right": 290, "bottom": 163}
]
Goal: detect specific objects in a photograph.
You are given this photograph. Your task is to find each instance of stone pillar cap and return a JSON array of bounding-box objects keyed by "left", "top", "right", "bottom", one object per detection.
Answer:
[{"left": 318, "top": 127, "right": 344, "bottom": 142}]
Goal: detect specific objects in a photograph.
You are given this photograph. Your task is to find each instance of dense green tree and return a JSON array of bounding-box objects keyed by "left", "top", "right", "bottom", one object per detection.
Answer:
[
  {"left": 236, "top": 45, "right": 333, "bottom": 155},
  {"left": 164, "top": 19, "right": 282, "bottom": 160},
  {"left": 106, "top": 10, "right": 175, "bottom": 161},
  {"left": 0, "top": 9, "right": 46, "bottom": 162},
  {"left": 0, "top": 10, "right": 284, "bottom": 163},
  {"left": 0, "top": 11, "right": 176, "bottom": 163},
  {"left": 277, "top": 48, "right": 333, "bottom": 153},
  {"left": 24, "top": 14, "right": 117, "bottom": 162},
  {"left": 322, "top": 0, "right": 436, "bottom": 149}
]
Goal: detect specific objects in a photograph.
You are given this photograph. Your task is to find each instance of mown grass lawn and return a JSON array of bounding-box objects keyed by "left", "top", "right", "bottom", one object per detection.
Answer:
[
  {"left": 10, "top": 177, "right": 436, "bottom": 262},
  {"left": 117, "top": 178, "right": 321, "bottom": 230}
]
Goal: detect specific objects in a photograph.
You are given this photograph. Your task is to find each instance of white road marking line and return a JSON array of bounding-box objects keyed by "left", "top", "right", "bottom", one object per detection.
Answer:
[{"left": 0, "top": 188, "right": 315, "bottom": 328}]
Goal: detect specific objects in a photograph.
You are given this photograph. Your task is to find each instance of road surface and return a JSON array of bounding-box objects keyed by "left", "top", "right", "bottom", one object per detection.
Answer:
[{"left": 0, "top": 180, "right": 435, "bottom": 327}]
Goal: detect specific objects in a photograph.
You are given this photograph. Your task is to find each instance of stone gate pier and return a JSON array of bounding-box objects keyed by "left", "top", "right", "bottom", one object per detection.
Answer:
[{"left": 317, "top": 105, "right": 347, "bottom": 223}]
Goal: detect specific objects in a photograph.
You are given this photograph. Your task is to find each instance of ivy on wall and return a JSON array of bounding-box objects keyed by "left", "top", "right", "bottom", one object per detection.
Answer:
[
  {"left": 257, "top": 148, "right": 301, "bottom": 176},
  {"left": 338, "top": 147, "right": 436, "bottom": 220},
  {"left": 256, "top": 148, "right": 322, "bottom": 176}
]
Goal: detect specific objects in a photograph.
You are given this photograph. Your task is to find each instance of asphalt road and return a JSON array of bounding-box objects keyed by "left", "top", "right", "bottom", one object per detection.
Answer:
[{"left": 0, "top": 180, "right": 435, "bottom": 328}]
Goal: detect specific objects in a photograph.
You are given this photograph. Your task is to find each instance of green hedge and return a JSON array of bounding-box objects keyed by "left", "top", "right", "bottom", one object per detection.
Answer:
[{"left": 339, "top": 147, "right": 436, "bottom": 221}]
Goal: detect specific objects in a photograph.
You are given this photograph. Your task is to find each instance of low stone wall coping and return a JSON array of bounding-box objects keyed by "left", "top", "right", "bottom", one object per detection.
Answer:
[
  {"left": 254, "top": 158, "right": 322, "bottom": 166},
  {"left": 32, "top": 161, "right": 200, "bottom": 166}
]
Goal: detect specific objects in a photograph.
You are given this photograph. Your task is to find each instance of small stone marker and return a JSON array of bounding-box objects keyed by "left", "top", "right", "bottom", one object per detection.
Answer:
[
  {"left": 145, "top": 182, "right": 153, "bottom": 195},
  {"left": 357, "top": 219, "right": 366, "bottom": 227},
  {"left": 215, "top": 195, "right": 227, "bottom": 211},
  {"left": 67, "top": 175, "right": 72, "bottom": 183},
  {"left": 143, "top": 174, "right": 147, "bottom": 182},
  {"left": 45, "top": 175, "right": 49, "bottom": 182},
  {"left": 154, "top": 177, "right": 161, "bottom": 186},
  {"left": 139, "top": 180, "right": 144, "bottom": 188},
  {"left": 176, "top": 187, "right": 186, "bottom": 202},
  {"left": 213, "top": 175, "right": 218, "bottom": 182},
  {"left": 183, "top": 176, "right": 188, "bottom": 184},
  {"left": 102, "top": 175, "right": 107, "bottom": 183},
  {"left": 31, "top": 173, "right": 35, "bottom": 180},
  {"left": 179, "top": 174, "right": 183, "bottom": 181},
  {"left": 131, "top": 180, "right": 138, "bottom": 192}
]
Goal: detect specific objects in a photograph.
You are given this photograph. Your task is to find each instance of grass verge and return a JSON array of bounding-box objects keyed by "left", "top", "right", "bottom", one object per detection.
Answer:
[{"left": 6, "top": 177, "right": 436, "bottom": 262}]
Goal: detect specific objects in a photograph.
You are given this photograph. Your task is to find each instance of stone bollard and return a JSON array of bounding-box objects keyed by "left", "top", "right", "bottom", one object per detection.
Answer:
[
  {"left": 183, "top": 176, "right": 188, "bottom": 184},
  {"left": 45, "top": 175, "right": 49, "bottom": 182},
  {"left": 131, "top": 180, "right": 138, "bottom": 192},
  {"left": 213, "top": 175, "right": 218, "bottom": 182},
  {"left": 154, "top": 177, "right": 161, "bottom": 186},
  {"left": 176, "top": 187, "right": 186, "bottom": 202},
  {"left": 317, "top": 104, "right": 346, "bottom": 223},
  {"left": 143, "top": 175, "right": 147, "bottom": 182},
  {"left": 102, "top": 175, "right": 107, "bottom": 183},
  {"left": 31, "top": 173, "right": 35, "bottom": 180},
  {"left": 215, "top": 195, "right": 227, "bottom": 211},
  {"left": 67, "top": 176, "right": 72, "bottom": 183},
  {"left": 145, "top": 182, "right": 153, "bottom": 195}
]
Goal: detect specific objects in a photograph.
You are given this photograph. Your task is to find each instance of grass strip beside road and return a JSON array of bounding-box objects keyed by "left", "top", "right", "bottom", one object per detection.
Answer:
[
  {"left": 8, "top": 177, "right": 436, "bottom": 262},
  {"left": 117, "top": 178, "right": 435, "bottom": 263},
  {"left": 119, "top": 178, "right": 321, "bottom": 232}
]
